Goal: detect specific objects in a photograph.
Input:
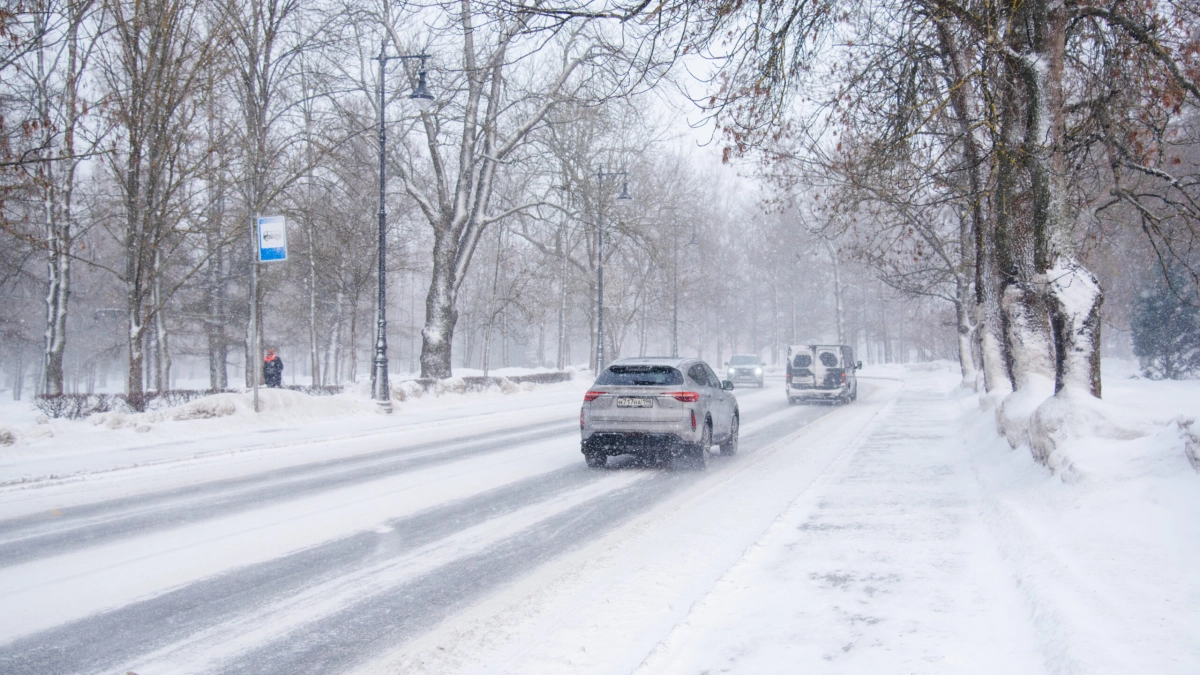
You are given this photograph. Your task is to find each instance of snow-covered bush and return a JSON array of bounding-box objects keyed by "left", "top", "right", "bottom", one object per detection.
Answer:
[{"left": 34, "top": 394, "right": 123, "bottom": 419}]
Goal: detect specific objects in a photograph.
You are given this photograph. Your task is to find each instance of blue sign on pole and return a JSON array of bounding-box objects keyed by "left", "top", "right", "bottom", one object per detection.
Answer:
[{"left": 257, "top": 215, "right": 288, "bottom": 262}]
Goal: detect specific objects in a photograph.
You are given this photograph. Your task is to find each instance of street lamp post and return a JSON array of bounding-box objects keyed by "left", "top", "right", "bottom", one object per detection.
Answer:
[
  {"left": 371, "top": 39, "right": 433, "bottom": 412},
  {"left": 594, "top": 168, "right": 630, "bottom": 372}
]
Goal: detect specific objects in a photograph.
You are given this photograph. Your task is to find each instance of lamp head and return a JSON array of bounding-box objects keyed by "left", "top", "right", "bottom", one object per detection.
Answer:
[{"left": 410, "top": 65, "right": 434, "bottom": 112}]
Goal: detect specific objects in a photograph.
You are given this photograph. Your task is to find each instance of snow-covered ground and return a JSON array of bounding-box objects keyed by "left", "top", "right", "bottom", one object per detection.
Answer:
[{"left": 0, "top": 363, "right": 1196, "bottom": 673}]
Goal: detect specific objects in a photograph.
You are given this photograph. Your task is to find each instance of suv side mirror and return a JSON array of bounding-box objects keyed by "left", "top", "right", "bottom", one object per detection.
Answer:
[
  {"left": 722, "top": 380, "right": 734, "bottom": 391},
  {"left": 856, "top": 361, "right": 863, "bottom": 370}
]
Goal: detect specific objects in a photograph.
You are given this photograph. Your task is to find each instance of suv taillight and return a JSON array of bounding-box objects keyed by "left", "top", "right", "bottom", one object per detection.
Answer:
[
  {"left": 691, "top": 410, "right": 697, "bottom": 430},
  {"left": 786, "top": 372, "right": 792, "bottom": 383},
  {"left": 584, "top": 391, "right": 606, "bottom": 401},
  {"left": 662, "top": 391, "right": 700, "bottom": 402}
]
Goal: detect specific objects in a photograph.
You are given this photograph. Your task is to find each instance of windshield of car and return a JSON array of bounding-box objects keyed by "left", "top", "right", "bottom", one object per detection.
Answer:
[
  {"left": 594, "top": 365, "right": 684, "bottom": 386},
  {"left": 792, "top": 354, "right": 812, "bottom": 368},
  {"left": 729, "top": 355, "right": 758, "bottom": 366}
]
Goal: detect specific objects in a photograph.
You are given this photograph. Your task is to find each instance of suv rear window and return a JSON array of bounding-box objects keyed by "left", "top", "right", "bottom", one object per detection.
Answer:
[
  {"left": 595, "top": 366, "right": 684, "bottom": 386},
  {"left": 818, "top": 352, "right": 839, "bottom": 367},
  {"left": 792, "top": 354, "right": 812, "bottom": 368}
]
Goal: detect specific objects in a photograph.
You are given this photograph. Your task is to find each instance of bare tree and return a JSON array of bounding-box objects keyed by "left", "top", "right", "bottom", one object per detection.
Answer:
[{"left": 97, "top": 0, "right": 223, "bottom": 399}]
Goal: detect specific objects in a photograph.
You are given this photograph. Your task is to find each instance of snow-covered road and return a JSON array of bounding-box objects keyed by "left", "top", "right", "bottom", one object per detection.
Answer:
[
  {"left": 2, "top": 367, "right": 1196, "bottom": 675},
  {"left": 0, "top": 375, "right": 851, "bottom": 673}
]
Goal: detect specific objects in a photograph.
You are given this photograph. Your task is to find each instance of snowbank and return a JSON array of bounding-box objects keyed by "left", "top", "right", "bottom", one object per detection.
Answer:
[
  {"left": 987, "top": 357, "right": 1199, "bottom": 481},
  {"left": 0, "top": 370, "right": 583, "bottom": 485},
  {"left": 962, "top": 371, "right": 1200, "bottom": 673}
]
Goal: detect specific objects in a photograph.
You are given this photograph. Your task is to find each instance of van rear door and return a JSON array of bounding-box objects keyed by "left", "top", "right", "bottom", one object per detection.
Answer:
[
  {"left": 813, "top": 346, "right": 844, "bottom": 389},
  {"left": 788, "top": 348, "right": 816, "bottom": 389}
]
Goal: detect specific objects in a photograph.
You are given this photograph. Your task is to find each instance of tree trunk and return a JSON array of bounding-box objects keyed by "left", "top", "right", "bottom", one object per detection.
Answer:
[
  {"left": 307, "top": 220, "right": 320, "bottom": 386},
  {"left": 826, "top": 240, "right": 845, "bottom": 344},
  {"left": 556, "top": 228, "right": 567, "bottom": 370},
  {"left": 1024, "top": 0, "right": 1103, "bottom": 397},
  {"left": 954, "top": 296, "right": 978, "bottom": 387},
  {"left": 153, "top": 260, "right": 171, "bottom": 390},
  {"left": 1000, "top": 281, "right": 1055, "bottom": 390},
  {"left": 36, "top": 3, "right": 79, "bottom": 398},
  {"left": 348, "top": 293, "right": 359, "bottom": 383},
  {"left": 12, "top": 346, "right": 26, "bottom": 401},
  {"left": 1044, "top": 262, "right": 1103, "bottom": 396},
  {"left": 420, "top": 231, "right": 460, "bottom": 379},
  {"left": 127, "top": 307, "right": 145, "bottom": 405},
  {"left": 206, "top": 233, "right": 228, "bottom": 390},
  {"left": 324, "top": 290, "right": 344, "bottom": 384}
]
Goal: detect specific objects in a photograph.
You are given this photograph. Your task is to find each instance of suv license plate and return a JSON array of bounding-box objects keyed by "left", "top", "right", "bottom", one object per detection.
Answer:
[{"left": 615, "top": 397, "right": 654, "bottom": 408}]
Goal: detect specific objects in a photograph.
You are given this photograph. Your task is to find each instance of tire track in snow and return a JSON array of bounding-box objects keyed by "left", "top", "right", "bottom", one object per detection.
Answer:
[
  {"left": 0, "top": 462, "right": 623, "bottom": 675},
  {"left": 0, "top": 418, "right": 577, "bottom": 567},
  {"left": 0, "top": 381, "right": 831, "bottom": 674}
]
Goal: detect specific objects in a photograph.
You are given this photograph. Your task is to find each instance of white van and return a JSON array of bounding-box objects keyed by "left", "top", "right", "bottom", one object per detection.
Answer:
[{"left": 785, "top": 344, "right": 861, "bottom": 404}]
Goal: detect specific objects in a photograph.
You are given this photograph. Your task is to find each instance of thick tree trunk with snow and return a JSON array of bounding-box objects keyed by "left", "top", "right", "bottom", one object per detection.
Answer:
[
  {"left": 1018, "top": 0, "right": 1104, "bottom": 398},
  {"left": 1043, "top": 262, "right": 1103, "bottom": 396},
  {"left": 1000, "top": 281, "right": 1055, "bottom": 389}
]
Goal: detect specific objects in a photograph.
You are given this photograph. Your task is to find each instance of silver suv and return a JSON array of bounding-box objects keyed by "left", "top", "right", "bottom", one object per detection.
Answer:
[{"left": 580, "top": 357, "right": 739, "bottom": 469}]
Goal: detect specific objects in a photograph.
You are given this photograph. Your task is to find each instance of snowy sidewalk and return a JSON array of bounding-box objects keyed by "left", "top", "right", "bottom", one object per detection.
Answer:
[{"left": 636, "top": 373, "right": 1048, "bottom": 673}]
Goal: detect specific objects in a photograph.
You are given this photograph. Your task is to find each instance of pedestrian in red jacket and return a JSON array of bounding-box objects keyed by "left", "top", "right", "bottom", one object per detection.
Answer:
[{"left": 263, "top": 349, "right": 284, "bottom": 388}]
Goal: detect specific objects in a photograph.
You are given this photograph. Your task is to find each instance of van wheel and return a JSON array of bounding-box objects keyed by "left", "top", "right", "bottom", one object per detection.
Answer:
[{"left": 584, "top": 452, "right": 606, "bottom": 468}]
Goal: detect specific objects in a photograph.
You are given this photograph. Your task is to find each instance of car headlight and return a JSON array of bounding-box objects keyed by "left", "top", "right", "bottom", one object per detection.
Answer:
[
  {"left": 755, "top": 367, "right": 762, "bottom": 374},
  {"left": 728, "top": 368, "right": 735, "bottom": 374}
]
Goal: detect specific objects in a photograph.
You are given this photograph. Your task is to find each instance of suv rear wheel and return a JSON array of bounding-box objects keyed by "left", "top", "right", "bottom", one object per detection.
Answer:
[
  {"left": 584, "top": 451, "right": 606, "bottom": 468},
  {"left": 720, "top": 414, "right": 739, "bottom": 456},
  {"left": 685, "top": 422, "right": 712, "bottom": 470}
]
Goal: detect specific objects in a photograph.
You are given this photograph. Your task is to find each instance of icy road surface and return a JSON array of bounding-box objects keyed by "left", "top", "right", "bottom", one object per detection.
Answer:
[
  {"left": 0, "top": 376, "right": 851, "bottom": 673},
  {"left": 3, "top": 368, "right": 1193, "bottom": 675}
]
